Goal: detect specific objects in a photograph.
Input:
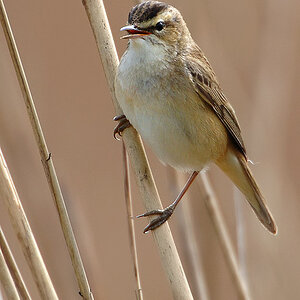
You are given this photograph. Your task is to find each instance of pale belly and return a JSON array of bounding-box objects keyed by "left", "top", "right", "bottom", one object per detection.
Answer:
[
  {"left": 126, "top": 103, "right": 210, "bottom": 171},
  {"left": 115, "top": 77, "right": 228, "bottom": 172}
]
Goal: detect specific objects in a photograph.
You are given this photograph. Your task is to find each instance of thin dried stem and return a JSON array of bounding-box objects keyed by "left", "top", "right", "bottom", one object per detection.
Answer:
[
  {"left": 0, "top": 147, "right": 58, "bottom": 299},
  {"left": 82, "top": 1, "right": 193, "bottom": 299},
  {"left": 0, "top": 227, "right": 31, "bottom": 300},
  {"left": 0, "top": 1, "right": 93, "bottom": 299},
  {"left": 171, "top": 171, "right": 209, "bottom": 300},
  {"left": 122, "top": 143, "right": 143, "bottom": 300},
  {"left": 0, "top": 246, "right": 20, "bottom": 300},
  {"left": 198, "top": 173, "right": 251, "bottom": 300}
]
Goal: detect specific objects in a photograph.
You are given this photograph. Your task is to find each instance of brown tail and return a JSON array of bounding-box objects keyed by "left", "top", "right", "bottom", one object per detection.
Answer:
[{"left": 217, "top": 146, "right": 277, "bottom": 234}]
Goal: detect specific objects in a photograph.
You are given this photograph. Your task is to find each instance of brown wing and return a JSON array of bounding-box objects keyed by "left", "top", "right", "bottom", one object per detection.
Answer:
[{"left": 185, "top": 44, "right": 247, "bottom": 159}]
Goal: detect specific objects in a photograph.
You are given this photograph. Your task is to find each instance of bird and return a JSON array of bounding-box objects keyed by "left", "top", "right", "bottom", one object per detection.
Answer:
[{"left": 114, "top": 1, "right": 277, "bottom": 234}]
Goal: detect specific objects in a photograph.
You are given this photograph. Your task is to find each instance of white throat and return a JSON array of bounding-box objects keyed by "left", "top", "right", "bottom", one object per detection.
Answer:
[{"left": 121, "top": 38, "right": 169, "bottom": 73}]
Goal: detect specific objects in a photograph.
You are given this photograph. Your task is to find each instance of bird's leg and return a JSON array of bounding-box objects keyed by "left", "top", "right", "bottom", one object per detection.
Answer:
[
  {"left": 113, "top": 114, "right": 132, "bottom": 140},
  {"left": 137, "top": 171, "right": 199, "bottom": 233}
]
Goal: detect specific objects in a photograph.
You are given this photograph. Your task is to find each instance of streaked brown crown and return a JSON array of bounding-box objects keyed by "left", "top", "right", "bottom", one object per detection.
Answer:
[{"left": 128, "top": 1, "right": 169, "bottom": 25}]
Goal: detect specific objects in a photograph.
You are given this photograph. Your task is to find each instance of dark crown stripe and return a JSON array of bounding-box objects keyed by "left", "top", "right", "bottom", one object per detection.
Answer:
[{"left": 128, "top": 1, "right": 169, "bottom": 24}]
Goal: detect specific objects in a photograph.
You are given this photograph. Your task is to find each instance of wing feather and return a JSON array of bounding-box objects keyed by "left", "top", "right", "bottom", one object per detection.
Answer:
[{"left": 185, "top": 45, "right": 247, "bottom": 158}]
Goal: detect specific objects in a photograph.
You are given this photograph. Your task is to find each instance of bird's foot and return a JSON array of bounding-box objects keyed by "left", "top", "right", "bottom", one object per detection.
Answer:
[
  {"left": 113, "top": 114, "right": 131, "bottom": 140},
  {"left": 137, "top": 205, "right": 175, "bottom": 233}
]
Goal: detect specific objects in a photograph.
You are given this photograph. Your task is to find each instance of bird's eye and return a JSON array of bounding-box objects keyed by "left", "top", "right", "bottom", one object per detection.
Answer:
[{"left": 155, "top": 21, "right": 165, "bottom": 31}]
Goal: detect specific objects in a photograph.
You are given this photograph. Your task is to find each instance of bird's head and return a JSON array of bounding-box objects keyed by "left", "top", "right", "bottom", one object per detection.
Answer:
[{"left": 121, "top": 1, "right": 191, "bottom": 48}]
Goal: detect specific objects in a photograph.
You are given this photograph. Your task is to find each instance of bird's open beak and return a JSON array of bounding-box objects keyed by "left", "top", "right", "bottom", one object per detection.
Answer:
[{"left": 120, "top": 25, "right": 151, "bottom": 39}]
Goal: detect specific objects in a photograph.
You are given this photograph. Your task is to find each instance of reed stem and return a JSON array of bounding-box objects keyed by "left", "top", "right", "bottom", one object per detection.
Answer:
[
  {"left": 0, "top": 147, "right": 58, "bottom": 299},
  {"left": 0, "top": 1, "right": 93, "bottom": 298},
  {"left": 122, "top": 143, "right": 143, "bottom": 300},
  {"left": 0, "top": 227, "right": 31, "bottom": 300},
  {"left": 0, "top": 243, "right": 20, "bottom": 300}
]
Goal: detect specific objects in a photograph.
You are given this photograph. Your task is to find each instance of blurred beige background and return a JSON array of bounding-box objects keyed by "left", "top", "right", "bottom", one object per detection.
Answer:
[{"left": 0, "top": 0, "right": 299, "bottom": 299}]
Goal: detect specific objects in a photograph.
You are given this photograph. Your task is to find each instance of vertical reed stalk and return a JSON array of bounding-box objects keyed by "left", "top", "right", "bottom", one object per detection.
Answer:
[
  {"left": 0, "top": 147, "right": 58, "bottom": 299},
  {"left": 0, "top": 245, "right": 20, "bottom": 300},
  {"left": 0, "top": 227, "right": 31, "bottom": 300},
  {"left": 172, "top": 171, "right": 209, "bottom": 300},
  {"left": 122, "top": 143, "right": 143, "bottom": 300},
  {"left": 0, "top": 1, "right": 93, "bottom": 298},
  {"left": 82, "top": 1, "right": 193, "bottom": 298}
]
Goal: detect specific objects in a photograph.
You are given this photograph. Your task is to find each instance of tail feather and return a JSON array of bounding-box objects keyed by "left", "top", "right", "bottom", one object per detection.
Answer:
[{"left": 217, "top": 147, "right": 277, "bottom": 235}]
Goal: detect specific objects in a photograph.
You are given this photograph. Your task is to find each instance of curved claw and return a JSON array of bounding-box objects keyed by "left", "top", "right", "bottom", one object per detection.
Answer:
[
  {"left": 113, "top": 115, "right": 131, "bottom": 140},
  {"left": 136, "top": 209, "right": 164, "bottom": 218},
  {"left": 137, "top": 207, "right": 174, "bottom": 233},
  {"left": 113, "top": 126, "right": 121, "bottom": 140}
]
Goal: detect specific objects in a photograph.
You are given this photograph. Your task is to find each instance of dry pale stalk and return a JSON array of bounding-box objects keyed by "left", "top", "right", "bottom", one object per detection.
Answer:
[
  {"left": 172, "top": 171, "right": 210, "bottom": 300},
  {"left": 82, "top": 0, "right": 193, "bottom": 298},
  {"left": 0, "top": 1, "right": 93, "bottom": 299},
  {"left": 0, "top": 147, "right": 58, "bottom": 299},
  {"left": 0, "top": 246, "right": 20, "bottom": 300},
  {"left": 0, "top": 227, "right": 31, "bottom": 300},
  {"left": 122, "top": 143, "right": 143, "bottom": 300},
  {"left": 199, "top": 173, "right": 251, "bottom": 300}
]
